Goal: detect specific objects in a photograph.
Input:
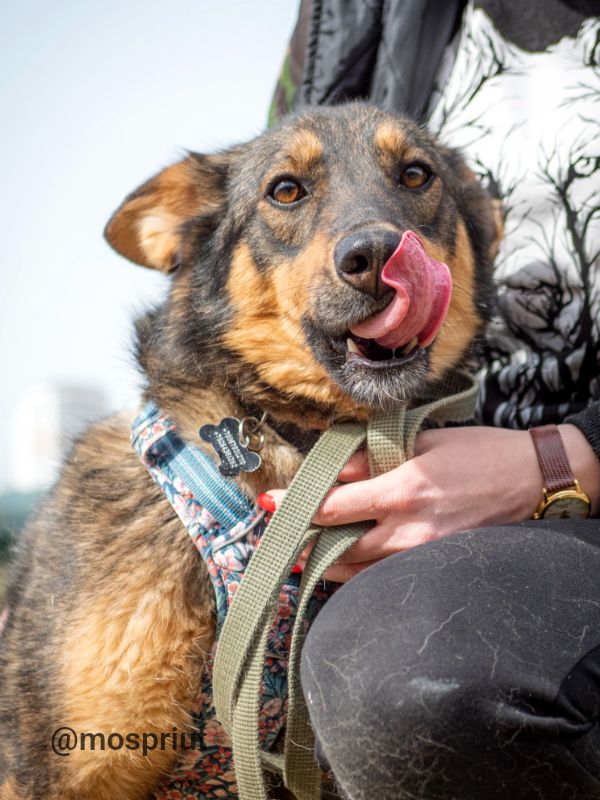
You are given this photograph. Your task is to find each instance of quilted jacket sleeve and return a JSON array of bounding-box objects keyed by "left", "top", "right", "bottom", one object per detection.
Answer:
[{"left": 269, "top": 0, "right": 465, "bottom": 124}]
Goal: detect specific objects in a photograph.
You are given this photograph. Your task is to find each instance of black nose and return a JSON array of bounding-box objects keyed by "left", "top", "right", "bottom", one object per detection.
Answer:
[{"left": 334, "top": 229, "right": 401, "bottom": 298}]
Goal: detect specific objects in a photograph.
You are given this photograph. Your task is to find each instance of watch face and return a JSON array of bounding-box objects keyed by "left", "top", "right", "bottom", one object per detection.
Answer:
[{"left": 541, "top": 494, "right": 590, "bottom": 520}]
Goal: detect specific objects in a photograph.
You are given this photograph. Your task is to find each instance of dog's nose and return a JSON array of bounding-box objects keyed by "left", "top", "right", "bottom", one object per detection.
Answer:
[{"left": 334, "top": 229, "right": 401, "bottom": 298}]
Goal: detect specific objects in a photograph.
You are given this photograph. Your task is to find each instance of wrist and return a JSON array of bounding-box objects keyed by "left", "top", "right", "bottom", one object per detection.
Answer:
[{"left": 558, "top": 424, "right": 600, "bottom": 515}]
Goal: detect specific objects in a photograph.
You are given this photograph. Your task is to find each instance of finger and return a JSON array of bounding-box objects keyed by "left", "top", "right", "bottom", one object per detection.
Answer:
[
  {"left": 321, "top": 559, "right": 382, "bottom": 583},
  {"left": 337, "top": 450, "right": 370, "bottom": 482},
  {"left": 313, "top": 479, "right": 391, "bottom": 527},
  {"left": 257, "top": 490, "right": 286, "bottom": 512},
  {"left": 334, "top": 518, "right": 439, "bottom": 564},
  {"left": 261, "top": 477, "right": 389, "bottom": 528},
  {"left": 298, "top": 540, "right": 314, "bottom": 563},
  {"left": 257, "top": 453, "right": 370, "bottom": 515},
  {"left": 291, "top": 540, "right": 315, "bottom": 574}
]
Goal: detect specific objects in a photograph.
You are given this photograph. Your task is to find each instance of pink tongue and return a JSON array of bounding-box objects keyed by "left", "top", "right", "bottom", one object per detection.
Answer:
[{"left": 349, "top": 230, "right": 452, "bottom": 349}]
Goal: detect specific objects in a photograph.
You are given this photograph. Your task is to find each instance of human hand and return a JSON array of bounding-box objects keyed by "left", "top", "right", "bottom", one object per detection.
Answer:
[{"left": 259, "top": 424, "right": 600, "bottom": 582}]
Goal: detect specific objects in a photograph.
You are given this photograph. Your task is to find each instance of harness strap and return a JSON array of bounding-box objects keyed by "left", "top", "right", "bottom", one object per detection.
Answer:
[
  {"left": 131, "top": 402, "right": 254, "bottom": 529},
  {"left": 213, "top": 372, "right": 478, "bottom": 800}
]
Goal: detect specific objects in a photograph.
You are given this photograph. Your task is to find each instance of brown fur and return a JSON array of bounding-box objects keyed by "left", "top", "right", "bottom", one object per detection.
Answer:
[
  {"left": 223, "top": 240, "right": 367, "bottom": 427},
  {"left": 105, "top": 154, "right": 232, "bottom": 272},
  {"left": 0, "top": 104, "right": 501, "bottom": 799},
  {"left": 277, "top": 128, "right": 324, "bottom": 174},
  {"left": 0, "top": 415, "right": 216, "bottom": 797},
  {"left": 373, "top": 120, "right": 409, "bottom": 156}
]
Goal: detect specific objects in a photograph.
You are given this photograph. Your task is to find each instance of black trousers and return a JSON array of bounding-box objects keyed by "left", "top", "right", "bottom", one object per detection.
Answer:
[{"left": 300, "top": 522, "right": 600, "bottom": 800}]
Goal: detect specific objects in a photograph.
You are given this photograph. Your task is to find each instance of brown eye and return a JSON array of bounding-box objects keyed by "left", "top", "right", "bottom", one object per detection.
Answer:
[
  {"left": 269, "top": 179, "right": 306, "bottom": 205},
  {"left": 399, "top": 163, "right": 432, "bottom": 189}
]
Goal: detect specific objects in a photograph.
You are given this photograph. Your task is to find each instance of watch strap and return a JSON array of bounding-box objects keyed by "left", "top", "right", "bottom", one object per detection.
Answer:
[{"left": 529, "top": 425, "right": 576, "bottom": 493}]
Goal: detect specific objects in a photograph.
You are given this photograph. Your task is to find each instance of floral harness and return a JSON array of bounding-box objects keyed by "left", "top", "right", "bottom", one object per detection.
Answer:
[{"left": 131, "top": 403, "right": 333, "bottom": 800}]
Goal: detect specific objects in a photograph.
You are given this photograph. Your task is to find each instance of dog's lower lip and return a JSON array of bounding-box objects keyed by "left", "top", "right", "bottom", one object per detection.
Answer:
[
  {"left": 345, "top": 343, "right": 422, "bottom": 369},
  {"left": 328, "top": 332, "right": 423, "bottom": 367}
]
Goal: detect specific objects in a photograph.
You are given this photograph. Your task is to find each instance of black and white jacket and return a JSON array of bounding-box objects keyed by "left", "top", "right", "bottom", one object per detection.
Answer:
[{"left": 271, "top": 0, "right": 600, "bottom": 462}]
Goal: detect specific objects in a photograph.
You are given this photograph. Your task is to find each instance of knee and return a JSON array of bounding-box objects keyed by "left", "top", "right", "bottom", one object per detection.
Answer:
[
  {"left": 299, "top": 533, "right": 518, "bottom": 787},
  {"left": 299, "top": 526, "right": 600, "bottom": 798},
  {"left": 301, "top": 620, "right": 502, "bottom": 799},
  {"left": 301, "top": 615, "right": 497, "bottom": 744},
  {"left": 300, "top": 535, "right": 505, "bottom": 736},
  {"left": 300, "top": 560, "right": 500, "bottom": 775}
]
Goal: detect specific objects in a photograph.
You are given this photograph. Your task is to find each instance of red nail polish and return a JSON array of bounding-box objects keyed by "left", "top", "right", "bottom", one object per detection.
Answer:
[
  {"left": 291, "top": 563, "right": 303, "bottom": 574},
  {"left": 257, "top": 493, "right": 276, "bottom": 513}
]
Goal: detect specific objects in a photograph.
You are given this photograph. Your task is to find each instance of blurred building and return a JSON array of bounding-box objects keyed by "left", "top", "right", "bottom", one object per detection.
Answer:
[{"left": 8, "top": 383, "right": 108, "bottom": 493}]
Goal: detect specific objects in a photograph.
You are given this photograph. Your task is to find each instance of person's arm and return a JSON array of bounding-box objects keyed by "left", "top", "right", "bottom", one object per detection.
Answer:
[{"left": 268, "top": 0, "right": 466, "bottom": 126}]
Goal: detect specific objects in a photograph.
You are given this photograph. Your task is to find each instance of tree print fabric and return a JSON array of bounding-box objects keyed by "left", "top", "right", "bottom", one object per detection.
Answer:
[{"left": 428, "top": 2, "right": 600, "bottom": 428}]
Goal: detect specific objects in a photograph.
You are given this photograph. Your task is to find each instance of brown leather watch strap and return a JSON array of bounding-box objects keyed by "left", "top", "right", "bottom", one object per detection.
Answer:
[{"left": 529, "top": 425, "right": 575, "bottom": 493}]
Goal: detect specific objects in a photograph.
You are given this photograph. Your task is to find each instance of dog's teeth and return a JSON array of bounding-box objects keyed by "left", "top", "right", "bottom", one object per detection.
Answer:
[
  {"left": 346, "top": 337, "right": 361, "bottom": 354},
  {"left": 403, "top": 336, "right": 419, "bottom": 354}
]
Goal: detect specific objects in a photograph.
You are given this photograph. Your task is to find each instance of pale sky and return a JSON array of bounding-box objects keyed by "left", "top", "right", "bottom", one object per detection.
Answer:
[{"left": 0, "top": 1, "right": 300, "bottom": 489}]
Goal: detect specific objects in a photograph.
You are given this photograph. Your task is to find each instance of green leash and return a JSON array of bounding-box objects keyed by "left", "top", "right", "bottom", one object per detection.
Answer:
[{"left": 213, "top": 372, "right": 478, "bottom": 800}]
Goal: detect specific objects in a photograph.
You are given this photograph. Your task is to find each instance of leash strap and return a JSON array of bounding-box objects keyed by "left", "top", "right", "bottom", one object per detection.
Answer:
[
  {"left": 213, "top": 423, "right": 366, "bottom": 729},
  {"left": 213, "top": 373, "right": 478, "bottom": 799}
]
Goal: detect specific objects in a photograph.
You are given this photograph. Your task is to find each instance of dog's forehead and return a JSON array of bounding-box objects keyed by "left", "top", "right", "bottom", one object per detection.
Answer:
[{"left": 239, "top": 107, "right": 434, "bottom": 179}]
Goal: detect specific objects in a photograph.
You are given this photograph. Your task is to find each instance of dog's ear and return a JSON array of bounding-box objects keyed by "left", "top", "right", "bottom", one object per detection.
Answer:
[
  {"left": 104, "top": 152, "right": 232, "bottom": 272},
  {"left": 487, "top": 198, "right": 504, "bottom": 261},
  {"left": 446, "top": 151, "right": 504, "bottom": 266}
]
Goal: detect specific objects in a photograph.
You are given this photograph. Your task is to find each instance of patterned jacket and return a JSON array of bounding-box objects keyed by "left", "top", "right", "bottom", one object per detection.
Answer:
[{"left": 271, "top": 0, "right": 600, "bottom": 468}]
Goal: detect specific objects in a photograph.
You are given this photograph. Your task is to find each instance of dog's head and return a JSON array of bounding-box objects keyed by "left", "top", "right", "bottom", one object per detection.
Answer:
[{"left": 105, "top": 104, "right": 500, "bottom": 424}]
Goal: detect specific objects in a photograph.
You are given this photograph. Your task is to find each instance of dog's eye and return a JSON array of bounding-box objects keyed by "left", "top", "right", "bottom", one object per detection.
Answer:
[
  {"left": 399, "top": 164, "right": 432, "bottom": 190},
  {"left": 269, "top": 179, "right": 306, "bottom": 205}
]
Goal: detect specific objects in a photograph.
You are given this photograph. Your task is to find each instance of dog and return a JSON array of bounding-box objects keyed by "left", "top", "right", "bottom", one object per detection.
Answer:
[{"left": 0, "top": 103, "right": 501, "bottom": 799}]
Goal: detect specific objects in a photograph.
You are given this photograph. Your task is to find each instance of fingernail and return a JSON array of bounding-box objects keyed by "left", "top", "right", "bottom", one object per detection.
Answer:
[
  {"left": 257, "top": 493, "right": 276, "bottom": 513},
  {"left": 291, "top": 563, "right": 303, "bottom": 574}
]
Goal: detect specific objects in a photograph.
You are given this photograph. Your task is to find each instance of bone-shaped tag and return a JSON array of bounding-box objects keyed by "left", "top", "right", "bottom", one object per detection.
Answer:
[{"left": 199, "top": 417, "right": 262, "bottom": 477}]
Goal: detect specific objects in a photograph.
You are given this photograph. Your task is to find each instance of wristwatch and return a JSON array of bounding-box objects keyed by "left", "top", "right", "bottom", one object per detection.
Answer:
[{"left": 529, "top": 425, "right": 591, "bottom": 520}]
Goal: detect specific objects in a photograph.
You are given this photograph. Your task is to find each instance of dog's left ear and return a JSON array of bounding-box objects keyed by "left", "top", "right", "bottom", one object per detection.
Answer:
[
  {"left": 104, "top": 151, "right": 233, "bottom": 272},
  {"left": 446, "top": 152, "right": 504, "bottom": 266}
]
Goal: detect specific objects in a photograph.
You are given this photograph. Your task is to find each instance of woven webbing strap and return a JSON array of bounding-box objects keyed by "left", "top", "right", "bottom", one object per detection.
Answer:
[{"left": 213, "top": 372, "right": 478, "bottom": 800}]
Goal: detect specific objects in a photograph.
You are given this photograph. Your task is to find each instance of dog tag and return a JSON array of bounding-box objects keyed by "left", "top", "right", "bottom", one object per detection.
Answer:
[{"left": 199, "top": 417, "right": 262, "bottom": 477}]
